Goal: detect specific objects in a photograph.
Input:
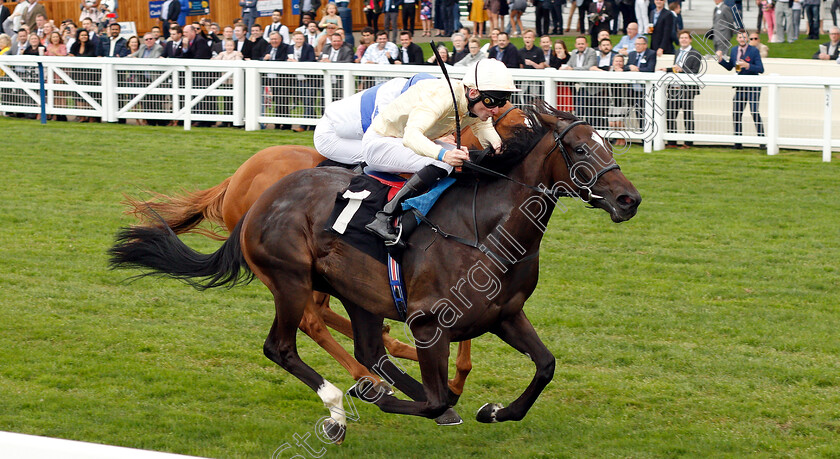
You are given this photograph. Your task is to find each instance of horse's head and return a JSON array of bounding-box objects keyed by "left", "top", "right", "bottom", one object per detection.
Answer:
[
  {"left": 532, "top": 105, "right": 641, "bottom": 223},
  {"left": 460, "top": 101, "right": 526, "bottom": 150},
  {"left": 491, "top": 101, "right": 527, "bottom": 139}
]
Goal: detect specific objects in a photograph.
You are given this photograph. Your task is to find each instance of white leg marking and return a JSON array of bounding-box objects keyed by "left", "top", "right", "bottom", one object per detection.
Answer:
[{"left": 317, "top": 381, "right": 346, "bottom": 426}]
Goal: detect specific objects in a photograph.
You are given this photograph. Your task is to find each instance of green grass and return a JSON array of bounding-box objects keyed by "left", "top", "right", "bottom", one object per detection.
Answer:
[{"left": 1, "top": 119, "right": 839, "bottom": 458}]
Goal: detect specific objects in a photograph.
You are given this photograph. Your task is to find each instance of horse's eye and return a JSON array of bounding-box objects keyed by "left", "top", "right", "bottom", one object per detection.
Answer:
[{"left": 574, "top": 147, "right": 586, "bottom": 156}]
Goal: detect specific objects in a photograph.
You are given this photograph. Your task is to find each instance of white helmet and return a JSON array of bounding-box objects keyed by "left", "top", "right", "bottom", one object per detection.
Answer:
[{"left": 462, "top": 59, "right": 521, "bottom": 92}]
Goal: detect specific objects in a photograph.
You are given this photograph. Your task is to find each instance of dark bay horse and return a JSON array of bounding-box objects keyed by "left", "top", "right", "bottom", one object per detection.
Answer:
[
  {"left": 110, "top": 103, "right": 640, "bottom": 443},
  {"left": 122, "top": 103, "right": 527, "bottom": 403}
]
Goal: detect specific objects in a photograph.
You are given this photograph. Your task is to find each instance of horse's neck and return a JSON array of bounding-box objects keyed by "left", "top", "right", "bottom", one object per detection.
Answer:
[{"left": 476, "top": 141, "right": 557, "bottom": 259}]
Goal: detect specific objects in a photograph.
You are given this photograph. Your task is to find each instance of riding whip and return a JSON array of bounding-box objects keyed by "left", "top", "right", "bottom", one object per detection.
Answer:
[{"left": 429, "top": 41, "right": 461, "bottom": 149}]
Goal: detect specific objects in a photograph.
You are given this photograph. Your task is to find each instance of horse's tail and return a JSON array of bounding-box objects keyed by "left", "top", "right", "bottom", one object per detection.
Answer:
[
  {"left": 122, "top": 177, "right": 231, "bottom": 241},
  {"left": 108, "top": 216, "right": 254, "bottom": 290}
]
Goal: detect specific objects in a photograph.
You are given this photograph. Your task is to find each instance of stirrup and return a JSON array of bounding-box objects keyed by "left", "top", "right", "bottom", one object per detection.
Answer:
[{"left": 383, "top": 221, "right": 403, "bottom": 247}]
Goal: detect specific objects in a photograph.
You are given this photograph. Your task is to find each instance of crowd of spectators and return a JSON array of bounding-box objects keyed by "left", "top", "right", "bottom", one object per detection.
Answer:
[{"left": 0, "top": 0, "right": 837, "bottom": 141}]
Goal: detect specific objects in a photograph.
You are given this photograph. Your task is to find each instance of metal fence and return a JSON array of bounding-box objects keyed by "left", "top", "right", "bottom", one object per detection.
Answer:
[{"left": 1, "top": 56, "right": 838, "bottom": 161}]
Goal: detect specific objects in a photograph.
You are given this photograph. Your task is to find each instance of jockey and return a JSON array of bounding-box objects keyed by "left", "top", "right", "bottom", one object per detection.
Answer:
[
  {"left": 314, "top": 74, "right": 437, "bottom": 166},
  {"left": 362, "top": 59, "right": 521, "bottom": 247}
]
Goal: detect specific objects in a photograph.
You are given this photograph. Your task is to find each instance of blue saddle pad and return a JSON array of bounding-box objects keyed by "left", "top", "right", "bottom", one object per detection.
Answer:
[{"left": 402, "top": 177, "right": 456, "bottom": 219}]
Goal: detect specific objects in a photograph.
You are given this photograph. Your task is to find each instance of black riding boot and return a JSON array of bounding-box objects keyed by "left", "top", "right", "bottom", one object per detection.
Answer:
[{"left": 365, "top": 164, "right": 448, "bottom": 248}]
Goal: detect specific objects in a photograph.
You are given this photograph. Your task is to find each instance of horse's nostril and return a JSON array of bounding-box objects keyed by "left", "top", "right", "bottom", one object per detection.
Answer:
[{"left": 618, "top": 194, "right": 638, "bottom": 208}]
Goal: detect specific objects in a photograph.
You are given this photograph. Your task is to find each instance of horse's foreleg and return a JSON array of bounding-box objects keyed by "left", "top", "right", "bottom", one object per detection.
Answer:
[
  {"left": 447, "top": 340, "right": 472, "bottom": 399},
  {"left": 298, "top": 303, "right": 384, "bottom": 384},
  {"left": 476, "top": 311, "right": 555, "bottom": 424},
  {"left": 370, "top": 324, "right": 455, "bottom": 420}
]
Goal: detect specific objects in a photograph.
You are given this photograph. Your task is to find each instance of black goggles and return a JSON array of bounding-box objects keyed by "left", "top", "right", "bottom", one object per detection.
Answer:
[{"left": 479, "top": 91, "right": 510, "bottom": 108}]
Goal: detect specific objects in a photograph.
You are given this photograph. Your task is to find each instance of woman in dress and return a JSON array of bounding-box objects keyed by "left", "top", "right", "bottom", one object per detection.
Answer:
[
  {"left": 470, "top": 0, "right": 488, "bottom": 37},
  {"left": 45, "top": 31, "right": 67, "bottom": 56},
  {"left": 420, "top": 0, "right": 433, "bottom": 36}
]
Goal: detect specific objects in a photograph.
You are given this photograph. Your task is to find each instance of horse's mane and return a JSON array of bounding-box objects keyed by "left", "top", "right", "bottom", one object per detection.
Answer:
[{"left": 467, "top": 100, "right": 579, "bottom": 175}]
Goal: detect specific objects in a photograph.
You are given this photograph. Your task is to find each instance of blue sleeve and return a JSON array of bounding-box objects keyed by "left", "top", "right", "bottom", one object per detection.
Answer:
[
  {"left": 747, "top": 48, "right": 764, "bottom": 74},
  {"left": 718, "top": 49, "right": 735, "bottom": 71}
]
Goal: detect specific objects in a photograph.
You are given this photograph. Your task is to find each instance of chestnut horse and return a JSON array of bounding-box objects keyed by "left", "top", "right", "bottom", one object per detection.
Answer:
[
  {"left": 124, "top": 103, "right": 527, "bottom": 409},
  {"left": 111, "top": 104, "right": 641, "bottom": 443}
]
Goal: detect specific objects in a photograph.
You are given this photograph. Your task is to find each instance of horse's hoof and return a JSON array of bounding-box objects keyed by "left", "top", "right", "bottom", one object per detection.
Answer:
[
  {"left": 476, "top": 403, "right": 503, "bottom": 423},
  {"left": 322, "top": 418, "right": 346, "bottom": 445},
  {"left": 347, "top": 379, "right": 392, "bottom": 401},
  {"left": 435, "top": 407, "right": 463, "bottom": 426},
  {"left": 374, "top": 381, "right": 395, "bottom": 396}
]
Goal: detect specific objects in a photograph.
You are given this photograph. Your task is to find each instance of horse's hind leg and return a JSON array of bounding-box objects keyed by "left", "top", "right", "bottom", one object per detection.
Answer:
[
  {"left": 447, "top": 340, "right": 472, "bottom": 403},
  {"left": 297, "top": 299, "right": 385, "bottom": 383},
  {"left": 261, "top": 278, "right": 348, "bottom": 444},
  {"left": 317, "top": 295, "right": 419, "bottom": 361}
]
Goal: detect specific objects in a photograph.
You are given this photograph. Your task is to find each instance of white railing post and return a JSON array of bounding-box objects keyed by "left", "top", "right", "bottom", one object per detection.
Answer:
[
  {"left": 102, "top": 62, "right": 117, "bottom": 122},
  {"left": 543, "top": 77, "right": 556, "bottom": 108},
  {"left": 643, "top": 80, "right": 653, "bottom": 153},
  {"left": 652, "top": 77, "right": 666, "bottom": 151},
  {"left": 824, "top": 85, "right": 832, "bottom": 162},
  {"left": 324, "top": 69, "right": 333, "bottom": 107},
  {"left": 767, "top": 82, "right": 779, "bottom": 155},
  {"left": 343, "top": 69, "right": 354, "bottom": 99},
  {"left": 233, "top": 67, "right": 245, "bottom": 127},
  {"left": 183, "top": 67, "right": 191, "bottom": 131},
  {"left": 244, "top": 67, "right": 260, "bottom": 131}
]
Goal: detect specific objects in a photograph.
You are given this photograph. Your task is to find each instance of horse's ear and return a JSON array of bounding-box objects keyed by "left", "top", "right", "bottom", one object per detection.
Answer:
[{"left": 536, "top": 112, "right": 556, "bottom": 128}]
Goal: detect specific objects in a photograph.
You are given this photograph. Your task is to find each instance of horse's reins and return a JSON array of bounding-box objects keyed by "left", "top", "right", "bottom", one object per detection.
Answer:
[{"left": 413, "top": 118, "right": 618, "bottom": 266}]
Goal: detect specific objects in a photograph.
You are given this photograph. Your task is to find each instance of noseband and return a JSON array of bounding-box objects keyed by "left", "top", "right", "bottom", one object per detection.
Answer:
[{"left": 549, "top": 119, "right": 621, "bottom": 202}]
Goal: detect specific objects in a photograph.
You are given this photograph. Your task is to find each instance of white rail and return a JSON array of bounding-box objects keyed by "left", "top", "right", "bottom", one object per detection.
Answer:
[{"left": 1, "top": 56, "right": 838, "bottom": 161}]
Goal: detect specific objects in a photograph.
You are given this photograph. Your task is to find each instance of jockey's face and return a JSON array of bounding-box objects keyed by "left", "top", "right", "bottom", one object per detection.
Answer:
[{"left": 467, "top": 88, "right": 501, "bottom": 121}]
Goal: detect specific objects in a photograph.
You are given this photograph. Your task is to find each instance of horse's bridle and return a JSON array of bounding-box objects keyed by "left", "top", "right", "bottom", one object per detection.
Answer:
[
  {"left": 464, "top": 118, "right": 620, "bottom": 203},
  {"left": 492, "top": 105, "right": 516, "bottom": 127},
  {"left": 548, "top": 119, "right": 622, "bottom": 202},
  {"left": 417, "top": 117, "right": 620, "bottom": 266}
]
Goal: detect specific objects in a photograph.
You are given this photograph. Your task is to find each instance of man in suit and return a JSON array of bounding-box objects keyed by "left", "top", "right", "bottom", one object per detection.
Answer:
[
  {"left": 23, "top": 0, "right": 46, "bottom": 31},
  {"left": 627, "top": 36, "right": 656, "bottom": 130},
  {"left": 583, "top": 37, "right": 618, "bottom": 128},
  {"left": 489, "top": 32, "right": 524, "bottom": 68},
  {"left": 239, "top": 0, "right": 258, "bottom": 32},
  {"left": 588, "top": 0, "right": 614, "bottom": 50},
  {"left": 98, "top": 22, "right": 129, "bottom": 57},
  {"left": 160, "top": 25, "right": 183, "bottom": 58},
  {"left": 813, "top": 26, "right": 840, "bottom": 59},
  {"left": 180, "top": 24, "right": 211, "bottom": 59},
  {"left": 710, "top": 0, "right": 736, "bottom": 55},
  {"left": 320, "top": 32, "right": 355, "bottom": 62},
  {"left": 395, "top": 30, "right": 424, "bottom": 64},
  {"left": 179, "top": 24, "right": 212, "bottom": 126},
  {"left": 649, "top": 0, "right": 674, "bottom": 55},
  {"left": 160, "top": 0, "right": 180, "bottom": 39},
  {"left": 717, "top": 29, "right": 764, "bottom": 149},
  {"left": 264, "top": 31, "right": 291, "bottom": 129},
  {"left": 662, "top": 30, "right": 703, "bottom": 148},
  {"left": 286, "top": 31, "right": 317, "bottom": 130},
  {"left": 232, "top": 24, "right": 254, "bottom": 59},
  {"left": 211, "top": 25, "right": 235, "bottom": 56}
]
